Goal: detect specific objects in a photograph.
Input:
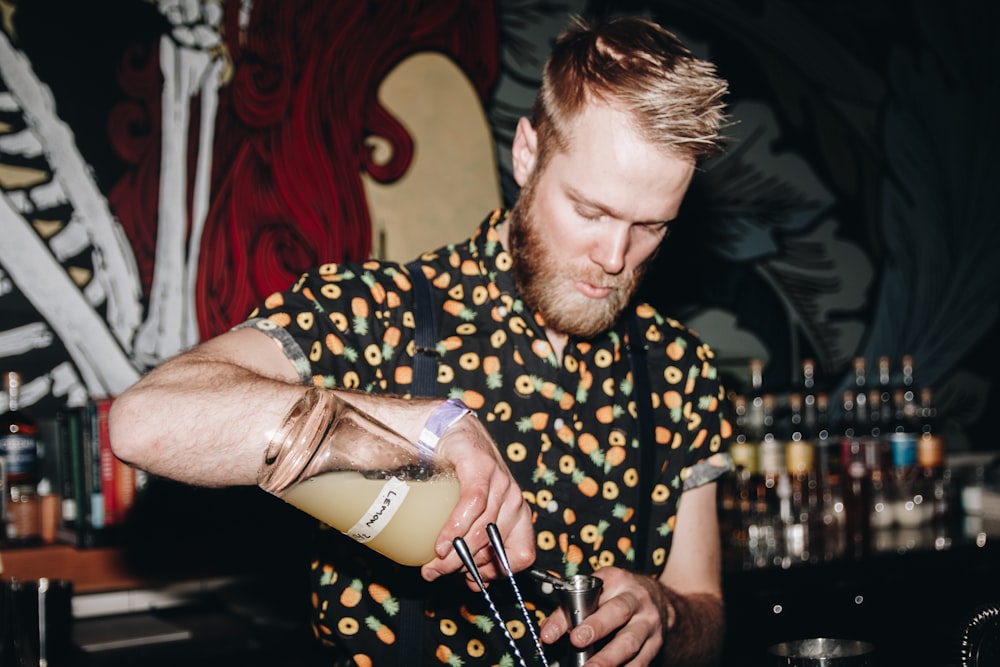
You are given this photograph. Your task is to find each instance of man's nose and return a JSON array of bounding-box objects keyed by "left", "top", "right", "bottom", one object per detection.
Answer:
[{"left": 591, "top": 225, "right": 629, "bottom": 275}]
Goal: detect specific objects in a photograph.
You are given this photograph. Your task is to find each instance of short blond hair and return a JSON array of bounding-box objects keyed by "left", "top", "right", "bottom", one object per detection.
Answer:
[{"left": 533, "top": 16, "right": 728, "bottom": 166}]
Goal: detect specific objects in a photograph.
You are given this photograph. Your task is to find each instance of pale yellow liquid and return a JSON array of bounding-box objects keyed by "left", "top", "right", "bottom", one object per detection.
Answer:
[{"left": 280, "top": 470, "right": 460, "bottom": 566}]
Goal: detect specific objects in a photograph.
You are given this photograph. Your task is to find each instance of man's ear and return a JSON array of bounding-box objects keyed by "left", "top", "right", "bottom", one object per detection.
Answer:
[{"left": 511, "top": 117, "right": 538, "bottom": 187}]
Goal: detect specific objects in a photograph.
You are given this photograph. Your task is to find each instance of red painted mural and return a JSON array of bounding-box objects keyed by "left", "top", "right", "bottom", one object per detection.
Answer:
[{"left": 108, "top": 0, "right": 498, "bottom": 339}]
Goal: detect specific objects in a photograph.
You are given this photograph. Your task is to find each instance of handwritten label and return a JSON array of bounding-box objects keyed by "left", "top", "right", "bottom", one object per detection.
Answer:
[{"left": 345, "top": 476, "right": 410, "bottom": 543}]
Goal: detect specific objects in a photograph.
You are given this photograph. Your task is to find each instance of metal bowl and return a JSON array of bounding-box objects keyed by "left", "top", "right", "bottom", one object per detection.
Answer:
[{"left": 768, "top": 637, "right": 877, "bottom": 666}]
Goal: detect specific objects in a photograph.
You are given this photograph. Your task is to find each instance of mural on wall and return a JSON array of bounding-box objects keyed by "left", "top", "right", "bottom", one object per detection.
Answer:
[
  {"left": 634, "top": 1, "right": 1000, "bottom": 451},
  {"left": 0, "top": 0, "right": 500, "bottom": 402},
  {"left": 0, "top": 0, "right": 997, "bottom": 450}
]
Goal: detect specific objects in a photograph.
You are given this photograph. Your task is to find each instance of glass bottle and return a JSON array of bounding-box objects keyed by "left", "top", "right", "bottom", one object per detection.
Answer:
[
  {"left": 814, "top": 391, "right": 844, "bottom": 559},
  {"left": 839, "top": 390, "right": 870, "bottom": 558},
  {"left": 800, "top": 360, "right": 822, "bottom": 527},
  {"left": 791, "top": 393, "right": 821, "bottom": 517},
  {"left": 851, "top": 357, "right": 869, "bottom": 433},
  {"left": 900, "top": 355, "right": 917, "bottom": 426},
  {"left": 917, "top": 387, "right": 951, "bottom": 530},
  {"left": 745, "top": 359, "right": 766, "bottom": 445},
  {"left": 867, "top": 388, "right": 885, "bottom": 441},
  {"left": 783, "top": 393, "right": 817, "bottom": 564},
  {"left": 258, "top": 388, "right": 460, "bottom": 566},
  {"left": 758, "top": 394, "right": 784, "bottom": 511},
  {"left": 877, "top": 357, "right": 893, "bottom": 426},
  {"left": 888, "top": 428, "right": 922, "bottom": 529},
  {"left": 801, "top": 358, "right": 818, "bottom": 433},
  {"left": 866, "top": 386, "right": 893, "bottom": 533},
  {"left": 751, "top": 393, "right": 782, "bottom": 567},
  {"left": 1, "top": 371, "right": 41, "bottom": 545},
  {"left": 891, "top": 389, "right": 906, "bottom": 435},
  {"left": 887, "top": 385, "right": 920, "bottom": 527}
]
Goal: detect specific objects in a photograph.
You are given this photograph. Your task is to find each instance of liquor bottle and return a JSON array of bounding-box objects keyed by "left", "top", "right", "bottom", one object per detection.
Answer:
[
  {"left": 791, "top": 390, "right": 821, "bottom": 518},
  {"left": 867, "top": 388, "right": 885, "bottom": 440},
  {"left": 726, "top": 394, "right": 756, "bottom": 494},
  {"left": 800, "top": 359, "right": 820, "bottom": 459},
  {"left": 888, "top": 422, "right": 922, "bottom": 529},
  {"left": 814, "top": 391, "right": 843, "bottom": 532},
  {"left": 815, "top": 391, "right": 845, "bottom": 560},
  {"left": 917, "top": 387, "right": 951, "bottom": 529},
  {"left": 866, "top": 386, "right": 892, "bottom": 532},
  {"left": 783, "top": 393, "right": 817, "bottom": 563},
  {"left": 900, "top": 355, "right": 917, "bottom": 425},
  {"left": 754, "top": 393, "right": 783, "bottom": 567},
  {"left": 876, "top": 357, "right": 893, "bottom": 425},
  {"left": 1, "top": 371, "right": 41, "bottom": 544},
  {"left": 745, "top": 359, "right": 766, "bottom": 445},
  {"left": 839, "top": 390, "right": 870, "bottom": 558},
  {"left": 758, "top": 394, "right": 784, "bottom": 510},
  {"left": 887, "top": 380, "right": 919, "bottom": 522},
  {"left": 851, "top": 357, "right": 869, "bottom": 433},
  {"left": 739, "top": 360, "right": 773, "bottom": 567},
  {"left": 891, "top": 389, "right": 906, "bottom": 434}
]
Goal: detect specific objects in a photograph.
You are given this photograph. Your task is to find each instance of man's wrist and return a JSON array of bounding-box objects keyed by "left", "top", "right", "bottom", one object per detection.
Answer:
[{"left": 416, "top": 398, "right": 474, "bottom": 454}]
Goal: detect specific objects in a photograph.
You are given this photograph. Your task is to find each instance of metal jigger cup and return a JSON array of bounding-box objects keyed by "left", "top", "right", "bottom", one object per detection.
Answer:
[{"left": 556, "top": 574, "right": 602, "bottom": 666}]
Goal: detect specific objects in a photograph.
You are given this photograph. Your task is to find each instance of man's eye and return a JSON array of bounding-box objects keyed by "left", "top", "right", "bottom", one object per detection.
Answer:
[{"left": 638, "top": 222, "right": 669, "bottom": 235}]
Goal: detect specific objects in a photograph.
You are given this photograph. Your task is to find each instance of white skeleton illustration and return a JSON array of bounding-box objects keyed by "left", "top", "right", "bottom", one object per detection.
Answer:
[
  {"left": 134, "top": 0, "right": 231, "bottom": 366},
  {"left": 0, "top": 0, "right": 241, "bottom": 407},
  {"left": 0, "top": 29, "right": 142, "bottom": 406}
]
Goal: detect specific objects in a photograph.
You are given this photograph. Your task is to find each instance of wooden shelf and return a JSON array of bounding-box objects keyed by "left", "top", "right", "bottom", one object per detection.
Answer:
[{"left": 0, "top": 544, "right": 146, "bottom": 593}]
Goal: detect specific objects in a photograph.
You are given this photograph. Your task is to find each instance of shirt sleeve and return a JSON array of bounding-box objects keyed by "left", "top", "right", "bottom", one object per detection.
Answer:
[
  {"left": 233, "top": 262, "right": 415, "bottom": 393},
  {"left": 681, "top": 362, "right": 734, "bottom": 491},
  {"left": 234, "top": 316, "right": 314, "bottom": 385}
]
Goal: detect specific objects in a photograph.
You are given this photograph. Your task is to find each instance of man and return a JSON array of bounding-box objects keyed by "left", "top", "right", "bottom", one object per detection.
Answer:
[{"left": 110, "top": 15, "right": 731, "bottom": 667}]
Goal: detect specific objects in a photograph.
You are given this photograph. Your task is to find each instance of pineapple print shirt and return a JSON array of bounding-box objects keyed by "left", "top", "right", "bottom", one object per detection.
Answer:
[{"left": 240, "top": 209, "right": 732, "bottom": 666}]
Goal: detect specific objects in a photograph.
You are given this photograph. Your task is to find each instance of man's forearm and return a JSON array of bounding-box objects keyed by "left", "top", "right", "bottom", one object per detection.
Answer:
[
  {"left": 659, "top": 587, "right": 726, "bottom": 667},
  {"left": 110, "top": 342, "right": 444, "bottom": 487},
  {"left": 109, "top": 352, "right": 305, "bottom": 486}
]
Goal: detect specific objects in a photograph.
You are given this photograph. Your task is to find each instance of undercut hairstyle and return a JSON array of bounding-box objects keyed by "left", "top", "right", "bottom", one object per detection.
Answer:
[{"left": 532, "top": 16, "right": 729, "bottom": 168}]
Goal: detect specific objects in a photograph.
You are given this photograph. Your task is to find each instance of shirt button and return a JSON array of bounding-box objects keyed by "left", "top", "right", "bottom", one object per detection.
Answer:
[{"left": 553, "top": 418, "right": 565, "bottom": 430}]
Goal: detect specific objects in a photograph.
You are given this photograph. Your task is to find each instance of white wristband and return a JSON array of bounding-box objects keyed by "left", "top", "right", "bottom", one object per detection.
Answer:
[{"left": 416, "top": 398, "right": 474, "bottom": 454}]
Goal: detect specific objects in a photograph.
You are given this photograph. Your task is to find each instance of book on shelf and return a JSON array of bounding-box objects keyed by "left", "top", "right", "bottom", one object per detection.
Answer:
[
  {"left": 51, "top": 407, "right": 83, "bottom": 529},
  {"left": 46, "top": 396, "right": 142, "bottom": 548},
  {"left": 95, "top": 398, "right": 115, "bottom": 527}
]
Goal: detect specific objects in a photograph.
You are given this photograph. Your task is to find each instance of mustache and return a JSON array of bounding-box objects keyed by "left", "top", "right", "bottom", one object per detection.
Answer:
[{"left": 570, "top": 271, "right": 634, "bottom": 291}]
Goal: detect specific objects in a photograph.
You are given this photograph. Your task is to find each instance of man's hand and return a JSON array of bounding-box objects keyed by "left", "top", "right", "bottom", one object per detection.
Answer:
[
  {"left": 537, "top": 482, "right": 726, "bottom": 666},
  {"left": 539, "top": 567, "right": 670, "bottom": 666},
  {"left": 420, "top": 413, "right": 535, "bottom": 585}
]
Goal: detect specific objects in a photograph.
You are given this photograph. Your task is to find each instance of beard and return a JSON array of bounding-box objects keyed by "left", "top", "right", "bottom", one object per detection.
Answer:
[{"left": 508, "top": 174, "right": 652, "bottom": 339}]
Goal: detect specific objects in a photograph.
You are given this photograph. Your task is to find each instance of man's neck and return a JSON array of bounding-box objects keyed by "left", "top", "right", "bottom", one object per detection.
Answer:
[{"left": 546, "top": 328, "right": 568, "bottom": 364}]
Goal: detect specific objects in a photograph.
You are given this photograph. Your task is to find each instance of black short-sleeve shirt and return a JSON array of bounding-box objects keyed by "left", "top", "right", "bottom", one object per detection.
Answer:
[{"left": 240, "top": 209, "right": 732, "bottom": 665}]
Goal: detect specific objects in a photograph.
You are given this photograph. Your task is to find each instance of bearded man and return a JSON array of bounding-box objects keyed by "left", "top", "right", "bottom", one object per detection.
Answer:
[{"left": 111, "top": 15, "right": 731, "bottom": 667}]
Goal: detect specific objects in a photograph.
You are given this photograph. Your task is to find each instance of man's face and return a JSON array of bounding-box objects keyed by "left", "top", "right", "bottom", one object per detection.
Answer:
[{"left": 507, "top": 104, "right": 695, "bottom": 338}]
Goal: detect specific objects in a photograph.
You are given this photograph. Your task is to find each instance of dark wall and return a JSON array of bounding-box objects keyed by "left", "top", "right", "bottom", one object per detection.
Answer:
[{"left": 1, "top": 2, "right": 997, "bottom": 450}]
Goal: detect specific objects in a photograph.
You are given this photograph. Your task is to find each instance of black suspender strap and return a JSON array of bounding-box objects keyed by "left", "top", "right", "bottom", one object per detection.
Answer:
[
  {"left": 399, "top": 260, "right": 439, "bottom": 665},
  {"left": 399, "top": 268, "right": 658, "bottom": 662},
  {"left": 625, "top": 312, "right": 656, "bottom": 574},
  {"left": 407, "top": 260, "right": 440, "bottom": 398}
]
